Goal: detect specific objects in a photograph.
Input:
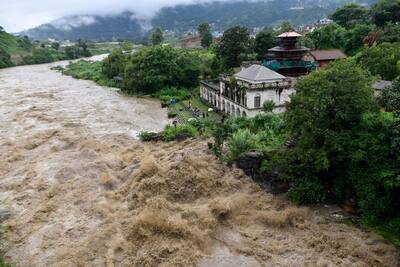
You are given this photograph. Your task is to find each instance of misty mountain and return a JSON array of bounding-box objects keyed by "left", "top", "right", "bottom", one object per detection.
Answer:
[
  {"left": 19, "top": 0, "right": 377, "bottom": 41},
  {"left": 19, "top": 12, "right": 147, "bottom": 41}
]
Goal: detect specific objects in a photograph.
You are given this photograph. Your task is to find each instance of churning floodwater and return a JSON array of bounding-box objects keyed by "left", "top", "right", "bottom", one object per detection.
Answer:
[{"left": 0, "top": 59, "right": 398, "bottom": 267}]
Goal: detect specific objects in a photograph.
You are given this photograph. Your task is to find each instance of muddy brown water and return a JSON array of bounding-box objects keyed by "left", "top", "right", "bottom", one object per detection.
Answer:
[{"left": 0, "top": 59, "right": 399, "bottom": 267}]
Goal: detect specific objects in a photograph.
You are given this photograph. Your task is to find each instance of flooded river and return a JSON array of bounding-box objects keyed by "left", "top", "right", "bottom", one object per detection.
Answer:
[{"left": 0, "top": 60, "right": 398, "bottom": 267}]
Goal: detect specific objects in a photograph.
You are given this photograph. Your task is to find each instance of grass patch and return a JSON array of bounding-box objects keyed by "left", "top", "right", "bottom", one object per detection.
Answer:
[{"left": 62, "top": 60, "right": 116, "bottom": 87}]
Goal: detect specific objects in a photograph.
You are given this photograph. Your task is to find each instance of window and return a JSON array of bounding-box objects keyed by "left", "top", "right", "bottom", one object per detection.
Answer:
[{"left": 254, "top": 95, "right": 261, "bottom": 108}]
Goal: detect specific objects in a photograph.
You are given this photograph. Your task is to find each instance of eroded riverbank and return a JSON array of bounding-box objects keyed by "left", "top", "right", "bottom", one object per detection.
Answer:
[{"left": 0, "top": 62, "right": 399, "bottom": 266}]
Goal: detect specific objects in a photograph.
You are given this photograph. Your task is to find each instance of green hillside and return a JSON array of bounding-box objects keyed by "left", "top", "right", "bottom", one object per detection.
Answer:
[{"left": 0, "top": 29, "right": 33, "bottom": 66}]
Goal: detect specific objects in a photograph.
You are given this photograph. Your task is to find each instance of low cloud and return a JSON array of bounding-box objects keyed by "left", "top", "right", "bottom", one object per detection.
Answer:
[{"left": 0, "top": 0, "right": 234, "bottom": 32}]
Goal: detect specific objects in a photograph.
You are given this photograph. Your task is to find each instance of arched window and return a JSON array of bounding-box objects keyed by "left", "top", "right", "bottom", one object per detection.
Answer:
[
  {"left": 254, "top": 94, "right": 261, "bottom": 108},
  {"left": 236, "top": 107, "right": 241, "bottom": 117},
  {"left": 242, "top": 111, "right": 247, "bottom": 117}
]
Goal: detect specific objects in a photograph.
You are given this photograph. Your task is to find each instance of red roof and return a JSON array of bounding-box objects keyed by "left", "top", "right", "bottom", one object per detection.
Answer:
[{"left": 309, "top": 49, "right": 347, "bottom": 61}]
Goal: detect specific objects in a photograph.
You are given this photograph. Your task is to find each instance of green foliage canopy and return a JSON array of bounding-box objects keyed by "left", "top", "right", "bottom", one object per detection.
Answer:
[
  {"left": 124, "top": 45, "right": 200, "bottom": 94},
  {"left": 215, "top": 26, "right": 251, "bottom": 69},
  {"left": 198, "top": 22, "right": 213, "bottom": 48},
  {"left": 330, "top": 3, "right": 369, "bottom": 28},
  {"left": 285, "top": 60, "right": 376, "bottom": 202},
  {"left": 362, "top": 42, "right": 400, "bottom": 81}
]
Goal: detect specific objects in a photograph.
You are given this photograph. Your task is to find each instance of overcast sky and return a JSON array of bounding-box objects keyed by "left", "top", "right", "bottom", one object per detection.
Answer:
[{"left": 0, "top": 0, "right": 228, "bottom": 32}]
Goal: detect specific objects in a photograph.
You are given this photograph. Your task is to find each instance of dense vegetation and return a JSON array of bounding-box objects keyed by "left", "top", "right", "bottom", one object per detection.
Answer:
[
  {"left": 0, "top": 26, "right": 93, "bottom": 68},
  {"left": 153, "top": 0, "right": 370, "bottom": 33}
]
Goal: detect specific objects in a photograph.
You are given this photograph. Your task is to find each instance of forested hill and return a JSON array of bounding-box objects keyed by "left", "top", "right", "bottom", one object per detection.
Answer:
[
  {"left": 19, "top": 12, "right": 146, "bottom": 42},
  {"left": 153, "top": 0, "right": 375, "bottom": 32},
  {"left": 19, "top": 0, "right": 376, "bottom": 41}
]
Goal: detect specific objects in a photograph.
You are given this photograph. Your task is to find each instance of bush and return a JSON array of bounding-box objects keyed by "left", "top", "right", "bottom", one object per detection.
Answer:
[
  {"left": 22, "top": 48, "right": 61, "bottom": 64},
  {"left": 0, "top": 48, "right": 13, "bottom": 68},
  {"left": 139, "top": 132, "right": 162, "bottom": 142},
  {"left": 287, "top": 180, "right": 327, "bottom": 204},
  {"left": 162, "top": 125, "right": 198, "bottom": 141},
  {"left": 167, "top": 111, "right": 177, "bottom": 118},
  {"left": 227, "top": 129, "right": 258, "bottom": 160},
  {"left": 102, "top": 49, "right": 128, "bottom": 79}
]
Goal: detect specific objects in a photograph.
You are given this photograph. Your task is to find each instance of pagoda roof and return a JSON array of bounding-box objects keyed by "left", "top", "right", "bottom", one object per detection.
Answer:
[{"left": 278, "top": 32, "right": 302, "bottom": 38}]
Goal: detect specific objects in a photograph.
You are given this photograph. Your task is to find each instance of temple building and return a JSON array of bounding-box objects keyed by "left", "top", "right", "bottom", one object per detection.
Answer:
[
  {"left": 263, "top": 32, "right": 316, "bottom": 77},
  {"left": 200, "top": 64, "right": 293, "bottom": 117},
  {"left": 199, "top": 31, "right": 315, "bottom": 117}
]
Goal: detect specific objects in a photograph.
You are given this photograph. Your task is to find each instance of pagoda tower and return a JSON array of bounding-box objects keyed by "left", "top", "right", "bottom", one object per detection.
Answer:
[{"left": 263, "top": 32, "right": 315, "bottom": 77}]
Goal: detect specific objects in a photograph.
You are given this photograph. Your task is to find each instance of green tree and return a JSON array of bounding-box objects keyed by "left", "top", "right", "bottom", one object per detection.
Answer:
[
  {"left": 306, "top": 23, "right": 346, "bottom": 50},
  {"left": 371, "top": 0, "right": 400, "bottom": 27},
  {"left": 124, "top": 45, "right": 200, "bottom": 93},
  {"left": 344, "top": 24, "right": 374, "bottom": 55},
  {"left": 279, "top": 21, "right": 292, "bottom": 33},
  {"left": 102, "top": 49, "right": 128, "bottom": 79},
  {"left": 216, "top": 26, "right": 251, "bottom": 69},
  {"left": 381, "top": 22, "right": 400, "bottom": 43},
  {"left": 198, "top": 22, "right": 213, "bottom": 48},
  {"left": 51, "top": 42, "right": 60, "bottom": 50},
  {"left": 0, "top": 48, "right": 13, "bottom": 68},
  {"left": 254, "top": 28, "right": 276, "bottom": 59},
  {"left": 285, "top": 60, "right": 376, "bottom": 203},
  {"left": 349, "top": 112, "right": 400, "bottom": 221},
  {"left": 362, "top": 42, "right": 400, "bottom": 81},
  {"left": 381, "top": 78, "right": 400, "bottom": 114},
  {"left": 330, "top": 3, "right": 369, "bottom": 28},
  {"left": 151, "top": 27, "right": 164, "bottom": 46}
]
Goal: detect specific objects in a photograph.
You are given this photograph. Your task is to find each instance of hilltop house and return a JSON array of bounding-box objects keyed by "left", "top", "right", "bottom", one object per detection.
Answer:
[{"left": 200, "top": 64, "right": 294, "bottom": 117}]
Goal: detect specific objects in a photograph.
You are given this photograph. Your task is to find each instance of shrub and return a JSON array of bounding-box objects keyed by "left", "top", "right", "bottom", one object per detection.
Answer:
[
  {"left": 139, "top": 132, "right": 162, "bottom": 142},
  {"left": 227, "top": 129, "right": 258, "bottom": 160},
  {"left": 162, "top": 125, "right": 198, "bottom": 141},
  {"left": 0, "top": 48, "right": 13, "bottom": 68},
  {"left": 287, "top": 180, "right": 327, "bottom": 204},
  {"left": 167, "top": 111, "right": 178, "bottom": 118},
  {"left": 263, "top": 100, "right": 275, "bottom": 113}
]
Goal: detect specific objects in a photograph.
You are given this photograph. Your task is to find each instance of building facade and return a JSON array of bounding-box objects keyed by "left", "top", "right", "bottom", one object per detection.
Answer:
[{"left": 200, "top": 64, "right": 294, "bottom": 118}]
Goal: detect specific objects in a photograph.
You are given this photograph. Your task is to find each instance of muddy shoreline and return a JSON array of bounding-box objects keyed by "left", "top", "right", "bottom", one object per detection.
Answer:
[{"left": 0, "top": 61, "right": 399, "bottom": 266}]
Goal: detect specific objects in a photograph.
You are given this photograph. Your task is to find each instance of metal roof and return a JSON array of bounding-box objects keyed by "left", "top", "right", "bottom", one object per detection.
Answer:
[
  {"left": 235, "top": 64, "right": 286, "bottom": 83},
  {"left": 309, "top": 49, "right": 347, "bottom": 61},
  {"left": 278, "top": 32, "right": 302, "bottom": 38},
  {"left": 373, "top": 80, "right": 392, "bottom": 91}
]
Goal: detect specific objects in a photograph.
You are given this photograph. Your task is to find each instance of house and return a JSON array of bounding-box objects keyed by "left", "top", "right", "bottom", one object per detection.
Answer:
[
  {"left": 200, "top": 64, "right": 294, "bottom": 117},
  {"left": 372, "top": 80, "right": 392, "bottom": 97},
  {"left": 304, "top": 49, "right": 347, "bottom": 68}
]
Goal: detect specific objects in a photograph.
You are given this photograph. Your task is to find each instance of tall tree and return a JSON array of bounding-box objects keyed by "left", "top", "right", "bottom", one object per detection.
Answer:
[
  {"left": 285, "top": 60, "right": 375, "bottom": 203},
  {"left": 254, "top": 28, "right": 276, "bottom": 59},
  {"left": 362, "top": 42, "right": 400, "bottom": 81},
  {"left": 198, "top": 22, "right": 213, "bottom": 48},
  {"left": 279, "top": 21, "right": 292, "bottom": 33},
  {"left": 216, "top": 26, "right": 250, "bottom": 69},
  {"left": 371, "top": 0, "right": 400, "bottom": 27},
  {"left": 330, "top": 3, "right": 369, "bottom": 28},
  {"left": 306, "top": 23, "right": 346, "bottom": 50},
  {"left": 151, "top": 27, "right": 164, "bottom": 46}
]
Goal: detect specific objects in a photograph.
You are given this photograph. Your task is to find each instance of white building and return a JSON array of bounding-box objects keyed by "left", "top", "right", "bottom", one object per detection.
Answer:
[{"left": 200, "top": 64, "right": 295, "bottom": 118}]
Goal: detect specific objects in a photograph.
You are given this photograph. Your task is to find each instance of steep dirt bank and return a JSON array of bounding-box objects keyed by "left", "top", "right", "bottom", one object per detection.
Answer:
[{"left": 0, "top": 62, "right": 399, "bottom": 266}]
